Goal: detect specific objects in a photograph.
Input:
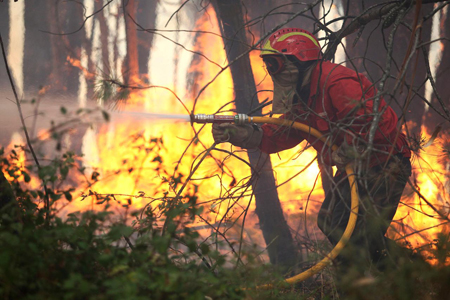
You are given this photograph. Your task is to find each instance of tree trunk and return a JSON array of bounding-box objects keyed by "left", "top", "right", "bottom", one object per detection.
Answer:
[
  {"left": 344, "top": 0, "right": 388, "bottom": 85},
  {"left": 0, "top": 0, "right": 10, "bottom": 89},
  {"left": 123, "top": 0, "right": 139, "bottom": 85},
  {"left": 344, "top": 1, "right": 434, "bottom": 136},
  {"left": 60, "top": 0, "right": 84, "bottom": 96},
  {"left": 242, "top": 0, "right": 319, "bottom": 38},
  {"left": 136, "top": 0, "right": 158, "bottom": 82},
  {"left": 424, "top": 8, "right": 450, "bottom": 134},
  {"left": 24, "top": 1, "right": 52, "bottom": 93},
  {"left": 212, "top": 0, "right": 298, "bottom": 268},
  {"left": 46, "top": 0, "right": 66, "bottom": 93},
  {"left": 385, "top": 3, "right": 433, "bottom": 137},
  {"left": 96, "top": 0, "right": 111, "bottom": 78}
]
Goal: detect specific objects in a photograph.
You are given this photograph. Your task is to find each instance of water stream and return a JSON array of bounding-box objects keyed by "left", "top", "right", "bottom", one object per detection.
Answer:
[{"left": 112, "top": 111, "right": 190, "bottom": 121}]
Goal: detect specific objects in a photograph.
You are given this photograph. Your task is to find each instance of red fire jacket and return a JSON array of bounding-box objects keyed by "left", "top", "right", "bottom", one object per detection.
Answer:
[{"left": 259, "top": 60, "right": 411, "bottom": 167}]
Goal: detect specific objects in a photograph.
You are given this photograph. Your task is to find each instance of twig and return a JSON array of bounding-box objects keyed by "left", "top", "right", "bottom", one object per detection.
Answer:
[
  {"left": 123, "top": 235, "right": 135, "bottom": 249},
  {"left": 0, "top": 32, "right": 51, "bottom": 222}
]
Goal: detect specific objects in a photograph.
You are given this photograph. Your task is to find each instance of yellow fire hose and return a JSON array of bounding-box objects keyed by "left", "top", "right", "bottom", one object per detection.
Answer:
[{"left": 191, "top": 114, "right": 359, "bottom": 288}]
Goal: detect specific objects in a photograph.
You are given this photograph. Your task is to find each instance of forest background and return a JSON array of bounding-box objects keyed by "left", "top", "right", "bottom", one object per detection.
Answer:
[{"left": 0, "top": 0, "right": 449, "bottom": 299}]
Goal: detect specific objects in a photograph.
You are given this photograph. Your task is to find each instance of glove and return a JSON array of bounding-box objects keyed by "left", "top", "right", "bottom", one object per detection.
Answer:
[
  {"left": 331, "top": 142, "right": 365, "bottom": 170},
  {"left": 212, "top": 123, "right": 263, "bottom": 149}
]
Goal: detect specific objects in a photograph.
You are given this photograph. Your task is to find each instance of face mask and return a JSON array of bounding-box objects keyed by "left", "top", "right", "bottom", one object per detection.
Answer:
[{"left": 271, "top": 62, "right": 299, "bottom": 114}]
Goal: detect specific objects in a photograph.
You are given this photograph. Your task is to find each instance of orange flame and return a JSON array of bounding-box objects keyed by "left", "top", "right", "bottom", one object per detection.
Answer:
[{"left": 3, "top": 6, "right": 449, "bottom": 263}]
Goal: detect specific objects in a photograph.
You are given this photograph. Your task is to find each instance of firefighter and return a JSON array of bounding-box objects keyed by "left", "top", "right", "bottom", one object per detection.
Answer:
[{"left": 212, "top": 28, "right": 412, "bottom": 274}]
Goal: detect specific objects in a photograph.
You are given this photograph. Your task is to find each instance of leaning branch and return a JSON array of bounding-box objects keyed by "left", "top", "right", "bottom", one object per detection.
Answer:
[
  {"left": 0, "top": 33, "right": 51, "bottom": 219},
  {"left": 324, "top": 0, "right": 449, "bottom": 59}
]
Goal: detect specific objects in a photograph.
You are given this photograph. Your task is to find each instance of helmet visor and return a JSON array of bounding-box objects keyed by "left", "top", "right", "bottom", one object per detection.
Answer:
[{"left": 263, "top": 56, "right": 286, "bottom": 75}]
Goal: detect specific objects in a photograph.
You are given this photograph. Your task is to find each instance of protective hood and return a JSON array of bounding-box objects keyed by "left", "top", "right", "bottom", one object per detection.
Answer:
[
  {"left": 271, "top": 61, "right": 315, "bottom": 113},
  {"left": 271, "top": 62, "right": 300, "bottom": 114}
]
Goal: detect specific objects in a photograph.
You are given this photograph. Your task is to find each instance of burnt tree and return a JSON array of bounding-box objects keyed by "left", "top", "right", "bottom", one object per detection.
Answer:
[
  {"left": 242, "top": 0, "right": 319, "bottom": 37},
  {"left": 0, "top": 0, "right": 9, "bottom": 89},
  {"left": 61, "top": 1, "right": 84, "bottom": 96},
  {"left": 95, "top": 0, "right": 111, "bottom": 78},
  {"left": 345, "top": 1, "right": 435, "bottom": 136},
  {"left": 424, "top": 8, "right": 450, "bottom": 135},
  {"left": 136, "top": 0, "right": 158, "bottom": 82},
  {"left": 24, "top": 1, "right": 52, "bottom": 93},
  {"left": 212, "top": 0, "right": 298, "bottom": 268}
]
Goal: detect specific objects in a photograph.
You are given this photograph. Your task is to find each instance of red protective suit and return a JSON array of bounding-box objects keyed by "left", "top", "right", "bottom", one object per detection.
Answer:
[{"left": 259, "top": 60, "right": 411, "bottom": 167}]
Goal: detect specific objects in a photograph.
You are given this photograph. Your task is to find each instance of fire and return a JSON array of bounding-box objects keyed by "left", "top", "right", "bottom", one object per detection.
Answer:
[
  {"left": 2, "top": 132, "right": 41, "bottom": 190},
  {"left": 67, "top": 55, "right": 95, "bottom": 80},
  {"left": 389, "top": 131, "right": 450, "bottom": 259},
  {"left": 2, "top": 5, "right": 449, "bottom": 264}
]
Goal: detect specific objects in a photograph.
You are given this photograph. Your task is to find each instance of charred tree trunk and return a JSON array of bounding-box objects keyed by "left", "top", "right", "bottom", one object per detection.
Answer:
[
  {"left": 123, "top": 0, "right": 139, "bottom": 85},
  {"left": 344, "top": 1, "right": 434, "bottom": 136},
  {"left": 425, "top": 8, "right": 450, "bottom": 134},
  {"left": 343, "top": 0, "right": 387, "bottom": 84},
  {"left": 24, "top": 1, "right": 52, "bottom": 93},
  {"left": 0, "top": 0, "right": 9, "bottom": 89},
  {"left": 96, "top": 0, "right": 111, "bottom": 78},
  {"left": 46, "top": 0, "right": 66, "bottom": 93},
  {"left": 401, "top": 4, "right": 433, "bottom": 136},
  {"left": 242, "top": 0, "right": 319, "bottom": 39},
  {"left": 212, "top": 0, "right": 298, "bottom": 268},
  {"left": 59, "top": 0, "right": 84, "bottom": 96},
  {"left": 136, "top": 0, "right": 158, "bottom": 82}
]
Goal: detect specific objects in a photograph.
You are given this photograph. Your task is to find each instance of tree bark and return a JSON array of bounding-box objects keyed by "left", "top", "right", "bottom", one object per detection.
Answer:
[
  {"left": 392, "top": 3, "right": 433, "bottom": 137},
  {"left": 344, "top": 1, "right": 434, "bottom": 136},
  {"left": 96, "top": 0, "right": 111, "bottom": 78},
  {"left": 0, "top": 0, "right": 9, "bottom": 89},
  {"left": 24, "top": 0, "right": 52, "bottom": 93},
  {"left": 136, "top": 0, "right": 158, "bottom": 82},
  {"left": 46, "top": 0, "right": 66, "bottom": 93},
  {"left": 242, "top": 0, "right": 319, "bottom": 39},
  {"left": 60, "top": 0, "right": 84, "bottom": 96},
  {"left": 123, "top": 0, "right": 139, "bottom": 85},
  {"left": 424, "top": 7, "right": 450, "bottom": 134},
  {"left": 212, "top": 0, "right": 298, "bottom": 268}
]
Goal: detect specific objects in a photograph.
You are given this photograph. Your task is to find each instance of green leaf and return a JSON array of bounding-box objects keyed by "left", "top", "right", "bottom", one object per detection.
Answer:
[
  {"left": 22, "top": 171, "right": 31, "bottom": 183},
  {"left": 60, "top": 106, "right": 67, "bottom": 114},
  {"left": 107, "top": 224, "right": 133, "bottom": 240},
  {"left": 200, "top": 243, "right": 210, "bottom": 255},
  {"left": 186, "top": 240, "right": 197, "bottom": 252},
  {"left": 60, "top": 166, "right": 69, "bottom": 177}
]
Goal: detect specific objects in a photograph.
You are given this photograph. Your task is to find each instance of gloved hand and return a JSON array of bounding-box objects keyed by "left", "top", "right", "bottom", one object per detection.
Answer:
[
  {"left": 331, "top": 142, "right": 365, "bottom": 170},
  {"left": 212, "top": 123, "right": 263, "bottom": 149}
]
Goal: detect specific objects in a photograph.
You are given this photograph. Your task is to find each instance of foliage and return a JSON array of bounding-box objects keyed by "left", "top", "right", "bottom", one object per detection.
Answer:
[
  {"left": 0, "top": 147, "right": 264, "bottom": 299},
  {"left": 334, "top": 235, "right": 450, "bottom": 300},
  {"left": 2, "top": 144, "right": 450, "bottom": 300}
]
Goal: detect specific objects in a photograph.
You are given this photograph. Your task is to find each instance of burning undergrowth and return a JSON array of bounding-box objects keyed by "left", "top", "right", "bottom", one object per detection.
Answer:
[
  {"left": 2, "top": 6, "right": 450, "bottom": 269},
  {"left": 1, "top": 3, "right": 450, "bottom": 298}
]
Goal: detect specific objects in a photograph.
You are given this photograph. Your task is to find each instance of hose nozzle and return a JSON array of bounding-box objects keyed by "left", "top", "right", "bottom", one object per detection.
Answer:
[{"left": 190, "top": 114, "right": 251, "bottom": 125}]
